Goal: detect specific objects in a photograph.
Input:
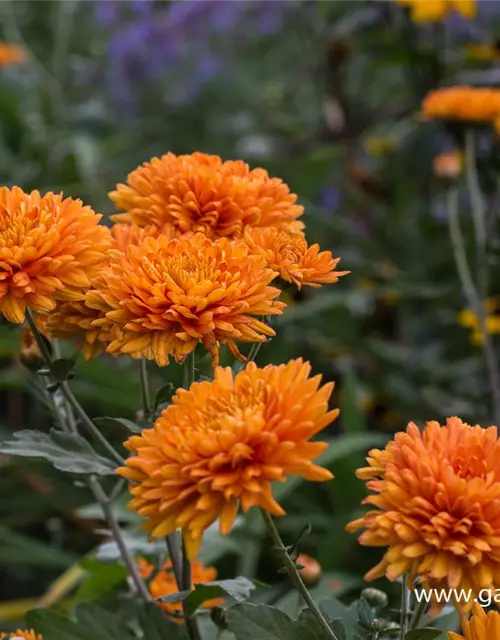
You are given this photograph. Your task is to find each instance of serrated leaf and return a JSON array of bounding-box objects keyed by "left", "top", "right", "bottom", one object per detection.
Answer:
[
  {"left": 406, "top": 629, "right": 443, "bottom": 640},
  {"left": 159, "top": 577, "right": 256, "bottom": 615},
  {"left": 223, "top": 603, "right": 295, "bottom": 640},
  {"left": 0, "top": 429, "right": 116, "bottom": 475},
  {"left": 94, "top": 417, "right": 143, "bottom": 434},
  {"left": 76, "top": 558, "right": 128, "bottom": 601},
  {"left": 137, "top": 602, "right": 185, "bottom": 640}
]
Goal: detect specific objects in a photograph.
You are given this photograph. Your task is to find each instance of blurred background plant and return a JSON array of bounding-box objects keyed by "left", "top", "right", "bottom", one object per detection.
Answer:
[{"left": 2, "top": 0, "right": 500, "bottom": 636}]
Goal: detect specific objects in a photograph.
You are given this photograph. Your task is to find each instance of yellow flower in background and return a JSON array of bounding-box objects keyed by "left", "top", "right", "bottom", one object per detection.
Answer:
[
  {"left": 421, "top": 86, "right": 500, "bottom": 126},
  {"left": 397, "top": 0, "right": 476, "bottom": 22},
  {"left": 0, "top": 187, "right": 111, "bottom": 324},
  {"left": 347, "top": 417, "right": 500, "bottom": 614},
  {"left": 465, "top": 43, "right": 500, "bottom": 62},
  {"left": 449, "top": 603, "right": 500, "bottom": 639},
  {"left": 244, "top": 227, "right": 349, "bottom": 289},
  {"left": 110, "top": 151, "right": 304, "bottom": 239},
  {"left": 0, "top": 632, "right": 42, "bottom": 640},
  {"left": 0, "top": 42, "right": 26, "bottom": 66},
  {"left": 457, "top": 299, "right": 500, "bottom": 345},
  {"left": 118, "top": 359, "right": 338, "bottom": 558}
]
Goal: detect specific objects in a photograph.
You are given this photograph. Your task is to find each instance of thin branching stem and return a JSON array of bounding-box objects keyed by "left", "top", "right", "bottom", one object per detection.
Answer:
[
  {"left": 399, "top": 577, "right": 409, "bottom": 639},
  {"left": 261, "top": 509, "right": 339, "bottom": 640},
  {"left": 446, "top": 188, "right": 500, "bottom": 423},
  {"left": 409, "top": 597, "right": 427, "bottom": 631},
  {"left": 139, "top": 359, "right": 152, "bottom": 420}
]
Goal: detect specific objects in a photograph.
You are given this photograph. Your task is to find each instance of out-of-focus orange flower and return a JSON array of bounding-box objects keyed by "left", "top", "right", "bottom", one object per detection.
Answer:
[
  {"left": 0, "top": 632, "right": 42, "bottom": 640},
  {"left": 297, "top": 554, "right": 322, "bottom": 585},
  {"left": 347, "top": 417, "right": 500, "bottom": 614},
  {"left": 421, "top": 86, "right": 500, "bottom": 126},
  {"left": 148, "top": 558, "right": 222, "bottom": 618},
  {"left": 118, "top": 359, "right": 338, "bottom": 558},
  {"left": 0, "top": 187, "right": 111, "bottom": 324},
  {"left": 109, "top": 152, "right": 304, "bottom": 238},
  {"left": 244, "top": 227, "right": 349, "bottom": 289},
  {"left": 449, "top": 603, "right": 500, "bottom": 639},
  {"left": 137, "top": 557, "right": 155, "bottom": 580},
  {"left": 86, "top": 232, "right": 284, "bottom": 366},
  {"left": 0, "top": 43, "right": 26, "bottom": 66},
  {"left": 397, "top": 0, "right": 476, "bottom": 22},
  {"left": 433, "top": 150, "right": 464, "bottom": 179}
]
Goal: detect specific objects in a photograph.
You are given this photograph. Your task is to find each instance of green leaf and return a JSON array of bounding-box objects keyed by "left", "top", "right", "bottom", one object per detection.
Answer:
[
  {"left": 222, "top": 603, "right": 295, "bottom": 640},
  {"left": 0, "top": 429, "right": 117, "bottom": 475},
  {"left": 0, "top": 527, "right": 76, "bottom": 568},
  {"left": 339, "top": 370, "right": 366, "bottom": 433},
  {"left": 26, "top": 603, "right": 136, "bottom": 640},
  {"left": 137, "top": 602, "right": 185, "bottom": 640},
  {"left": 320, "top": 596, "right": 360, "bottom": 639},
  {"left": 295, "top": 609, "right": 345, "bottom": 640},
  {"left": 94, "top": 417, "right": 143, "bottom": 434},
  {"left": 50, "top": 358, "right": 76, "bottom": 382},
  {"left": 76, "top": 558, "right": 128, "bottom": 601},
  {"left": 159, "top": 577, "right": 256, "bottom": 615},
  {"left": 273, "top": 433, "right": 387, "bottom": 501},
  {"left": 153, "top": 382, "right": 175, "bottom": 410},
  {"left": 406, "top": 629, "right": 443, "bottom": 640}
]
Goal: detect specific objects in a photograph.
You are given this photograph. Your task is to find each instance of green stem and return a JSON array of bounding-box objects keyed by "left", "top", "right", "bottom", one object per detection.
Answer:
[
  {"left": 465, "top": 128, "right": 488, "bottom": 299},
  {"left": 24, "top": 310, "right": 149, "bottom": 601},
  {"left": 399, "top": 578, "right": 409, "bottom": 640},
  {"left": 260, "top": 510, "right": 339, "bottom": 640},
  {"left": 409, "top": 597, "right": 427, "bottom": 631},
  {"left": 183, "top": 350, "right": 196, "bottom": 389},
  {"left": 447, "top": 188, "right": 500, "bottom": 424},
  {"left": 139, "top": 359, "right": 152, "bottom": 420}
]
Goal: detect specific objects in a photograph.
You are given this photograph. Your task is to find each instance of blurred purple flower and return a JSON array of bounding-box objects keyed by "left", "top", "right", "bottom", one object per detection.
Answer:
[{"left": 319, "top": 186, "right": 342, "bottom": 211}]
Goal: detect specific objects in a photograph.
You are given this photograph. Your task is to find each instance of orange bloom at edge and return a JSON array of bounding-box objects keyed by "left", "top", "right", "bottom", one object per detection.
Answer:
[
  {"left": 244, "top": 227, "right": 349, "bottom": 289},
  {"left": 0, "top": 187, "right": 111, "bottom": 324},
  {"left": 0, "top": 631, "right": 42, "bottom": 640},
  {"left": 421, "top": 86, "right": 500, "bottom": 126},
  {"left": 346, "top": 417, "right": 500, "bottom": 614},
  {"left": 109, "top": 151, "right": 304, "bottom": 239},
  {"left": 0, "top": 42, "right": 26, "bottom": 66},
  {"left": 449, "top": 603, "right": 500, "bottom": 639},
  {"left": 86, "top": 232, "right": 285, "bottom": 366},
  {"left": 118, "top": 359, "right": 338, "bottom": 558}
]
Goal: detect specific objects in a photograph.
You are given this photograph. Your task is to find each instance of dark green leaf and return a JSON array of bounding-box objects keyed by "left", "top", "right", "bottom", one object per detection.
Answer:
[
  {"left": 138, "top": 602, "right": 185, "bottom": 640},
  {"left": 153, "top": 382, "right": 175, "bottom": 410},
  {"left": 406, "top": 629, "right": 443, "bottom": 640},
  {"left": 223, "top": 603, "right": 295, "bottom": 640},
  {"left": 295, "top": 609, "right": 344, "bottom": 640},
  {"left": 76, "top": 558, "right": 128, "bottom": 601},
  {"left": 159, "top": 577, "right": 256, "bottom": 615},
  {"left": 94, "top": 417, "right": 143, "bottom": 434},
  {"left": 25, "top": 609, "right": 88, "bottom": 640},
  {"left": 0, "top": 429, "right": 116, "bottom": 475},
  {"left": 50, "top": 358, "right": 76, "bottom": 382}
]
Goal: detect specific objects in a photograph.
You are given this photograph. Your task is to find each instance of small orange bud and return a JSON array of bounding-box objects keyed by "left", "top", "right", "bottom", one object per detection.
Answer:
[
  {"left": 433, "top": 150, "right": 463, "bottom": 179},
  {"left": 297, "top": 554, "right": 322, "bottom": 585}
]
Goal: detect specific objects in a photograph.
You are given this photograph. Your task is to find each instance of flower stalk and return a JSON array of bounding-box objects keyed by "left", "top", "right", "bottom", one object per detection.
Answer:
[
  {"left": 260, "top": 509, "right": 339, "bottom": 640},
  {"left": 139, "top": 359, "right": 152, "bottom": 420}
]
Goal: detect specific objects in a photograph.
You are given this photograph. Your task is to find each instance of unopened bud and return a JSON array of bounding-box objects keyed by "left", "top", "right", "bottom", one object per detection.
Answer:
[
  {"left": 361, "top": 587, "right": 389, "bottom": 608},
  {"left": 297, "top": 554, "right": 322, "bottom": 585},
  {"left": 433, "top": 150, "right": 463, "bottom": 179}
]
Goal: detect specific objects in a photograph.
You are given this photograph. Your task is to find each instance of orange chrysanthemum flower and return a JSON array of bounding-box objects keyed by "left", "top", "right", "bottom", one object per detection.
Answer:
[
  {"left": 346, "top": 417, "right": 500, "bottom": 613},
  {"left": 147, "top": 558, "right": 222, "bottom": 617},
  {"left": 109, "top": 152, "right": 304, "bottom": 238},
  {"left": 0, "top": 42, "right": 26, "bottom": 66},
  {"left": 244, "top": 227, "right": 349, "bottom": 289},
  {"left": 0, "top": 187, "right": 111, "bottom": 324},
  {"left": 421, "top": 86, "right": 500, "bottom": 126},
  {"left": 0, "top": 631, "right": 42, "bottom": 640},
  {"left": 86, "top": 232, "right": 284, "bottom": 366},
  {"left": 118, "top": 359, "right": 338, "bottom": 557},
  {"left": 449, "top": 603, "right": 500, "bottom": 639}
]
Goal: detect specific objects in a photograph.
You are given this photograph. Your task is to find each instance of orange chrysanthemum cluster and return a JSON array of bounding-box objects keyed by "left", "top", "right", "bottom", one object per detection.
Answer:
[
  {"left": 0, "top": 42, "right": 26, "bottom": 66},
  {"left": 0, "top": 187, "right": 111, "bottom": 324},
  {"left": 0, "top": 632, "right": 42, "bottom": 640},
  {"left": 118, "top": 359, "right": 338, "bottom": 557},
  {"left": 449, "top": 603, "right": 500, "bottom": 639},
  {"left": 244, "top": 227, "right": 349, "bottom": 289},
  {"left": 138, "top": 557, "right": 222, "bottom": 616},
  {"left": 421, "top": 86, "right": 500, "bottom": 132},
  {"left": 41, "top": 151, "right": 346, "bottom": 364},
  {"left": 347, "top": 417, "right": 500, "bottom": 613},
  {"left": 109, "top": 151, "right": 304, "bottom": 238}
]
